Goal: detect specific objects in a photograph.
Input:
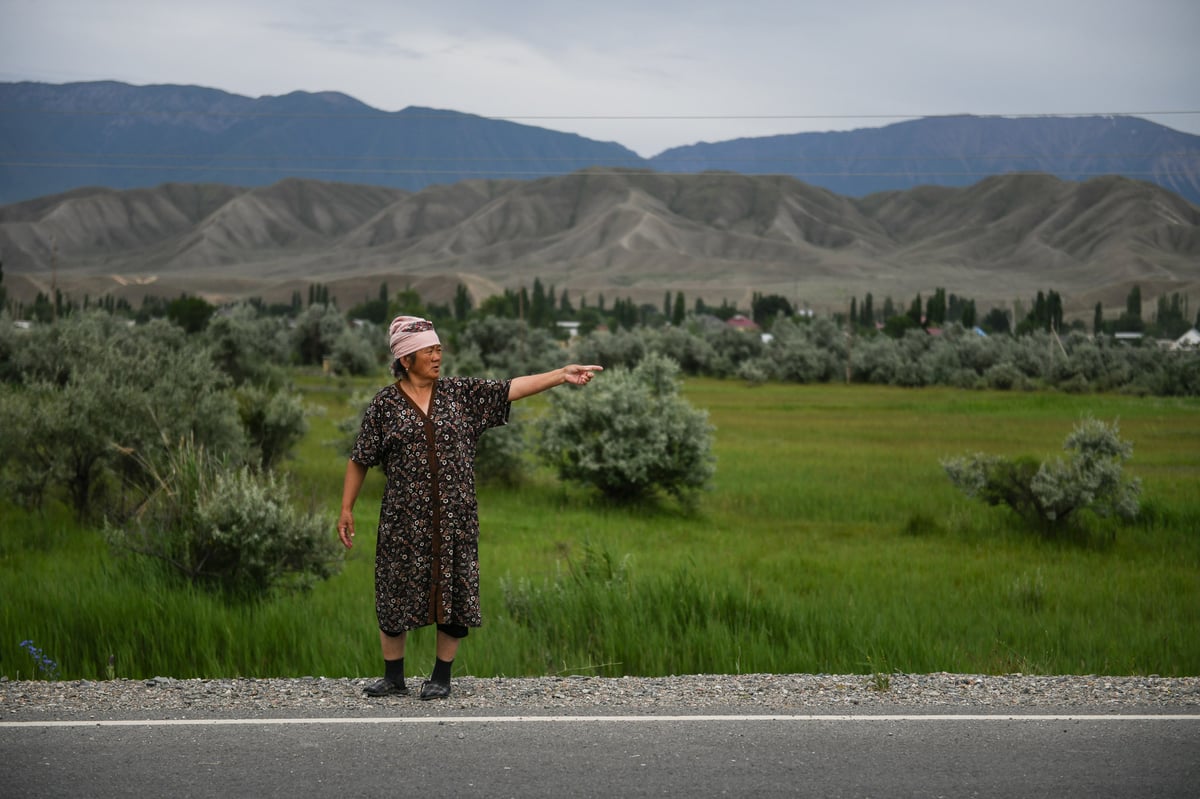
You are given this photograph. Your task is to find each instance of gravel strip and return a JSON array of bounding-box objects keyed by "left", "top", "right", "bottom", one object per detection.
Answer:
[{"left": 3, "top": 673, "right": 1198, "bottom": 721}]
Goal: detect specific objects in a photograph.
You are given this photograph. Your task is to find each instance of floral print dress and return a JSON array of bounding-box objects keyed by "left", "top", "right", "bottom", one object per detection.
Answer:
[{"left": 351, "top": 377, "right": 511, "bottom": 633}]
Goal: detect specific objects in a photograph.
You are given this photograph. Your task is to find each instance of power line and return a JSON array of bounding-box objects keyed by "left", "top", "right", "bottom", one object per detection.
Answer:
[
  {"left": 2, "top": 107, "right": 1199, "bottom": 121},
  {"left": 508, "top": 111, "right": 1200, "bottom": 122},
  {"left": 0, "top": 162, "right": 1190, "bottom": 180},
  {"left": 3, "top": 150, "right": 1197, "bottom": 164}
]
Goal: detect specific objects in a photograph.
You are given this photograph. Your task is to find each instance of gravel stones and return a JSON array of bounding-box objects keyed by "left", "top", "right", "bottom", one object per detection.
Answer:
[{"left": 3, "top": 673, "right": 1198, "bottom": 721}]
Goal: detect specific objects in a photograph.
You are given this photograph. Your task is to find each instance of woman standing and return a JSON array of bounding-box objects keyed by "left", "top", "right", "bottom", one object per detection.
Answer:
[{"left": 338, "top": 316, "right": 601, "bottom": 700}]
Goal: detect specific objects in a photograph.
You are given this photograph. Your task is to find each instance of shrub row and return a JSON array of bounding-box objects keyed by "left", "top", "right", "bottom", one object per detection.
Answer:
[{"left": 572, "top": 317, "right": 1200, "bottom": 396}]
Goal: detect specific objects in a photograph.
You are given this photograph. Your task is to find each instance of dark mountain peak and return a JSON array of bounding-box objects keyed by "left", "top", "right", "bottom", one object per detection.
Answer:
[
  {"left": 0, "top": 81, "right": 645, "bottom": 202},
  {"left": 2, "top": 81, "right": 1197, "bottom": 207},
  {"left": 254, "top": 89, "right": 377, "bottom": 115},
  {"left": 651, "top": 114, "right": 1200, "bottom": 204},
  {"left": 396, "top": 104, "right": 477, "bottom": 118}
]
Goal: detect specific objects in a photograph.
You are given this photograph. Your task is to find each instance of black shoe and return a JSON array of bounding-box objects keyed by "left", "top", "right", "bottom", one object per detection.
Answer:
[
  {"left": 419, "top": 680, "right": 451, "bottom": 700},
  {"left": 363, "top": 677, "right": 410, "bottom": 697}
]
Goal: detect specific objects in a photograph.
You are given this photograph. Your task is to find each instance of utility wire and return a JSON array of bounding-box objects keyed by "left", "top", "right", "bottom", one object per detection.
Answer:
[
  {"left": 3, "top": 150, "right": 1196, "bottom": 163},
  {"left": 2, "top": 107, "right": 1199, "bottom": 121},
  {"left": 0, "top": 162, "right": 1189, "bottom": 179}
]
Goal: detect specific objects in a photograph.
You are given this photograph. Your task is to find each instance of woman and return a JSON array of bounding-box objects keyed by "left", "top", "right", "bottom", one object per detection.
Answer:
[{"left": 338, "top": 315, "right": 601, "bottom": 700}]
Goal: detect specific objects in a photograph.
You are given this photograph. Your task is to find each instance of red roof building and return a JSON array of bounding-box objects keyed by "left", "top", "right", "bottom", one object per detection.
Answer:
[{"left": 725, "top": 314, "right": 760, "bottom": 331}]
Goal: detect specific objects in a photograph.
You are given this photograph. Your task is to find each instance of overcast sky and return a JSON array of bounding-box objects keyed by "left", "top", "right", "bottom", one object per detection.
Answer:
[{"left": 2, "top": 0, "right": 1198, "bottom": 155}]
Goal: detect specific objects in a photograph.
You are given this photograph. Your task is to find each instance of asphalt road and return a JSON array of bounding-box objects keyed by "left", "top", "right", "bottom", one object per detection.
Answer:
[{"left": 3, "top": 711, "right": 1197, "bottom": 798}]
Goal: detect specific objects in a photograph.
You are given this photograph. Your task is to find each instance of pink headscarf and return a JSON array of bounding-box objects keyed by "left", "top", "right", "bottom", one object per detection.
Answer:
[{"left": 388, "top": 316, "right": 441, "bottom": 361}]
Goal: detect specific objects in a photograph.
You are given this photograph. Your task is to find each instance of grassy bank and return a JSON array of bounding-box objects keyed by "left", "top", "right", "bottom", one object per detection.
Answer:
[{"left": 3, "top": 377, "right": 1197, "bottom": 680}]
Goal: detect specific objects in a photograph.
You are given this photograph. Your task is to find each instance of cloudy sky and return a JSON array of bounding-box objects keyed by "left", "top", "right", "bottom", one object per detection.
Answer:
[{"left": 2, "top": 0, "right": 1198, "bottom": 155}]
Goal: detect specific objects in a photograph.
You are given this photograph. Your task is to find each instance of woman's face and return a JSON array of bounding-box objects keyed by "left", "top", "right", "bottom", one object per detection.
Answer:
[{"left": 403, "top": 345, "right": 443, "bottom": 381}]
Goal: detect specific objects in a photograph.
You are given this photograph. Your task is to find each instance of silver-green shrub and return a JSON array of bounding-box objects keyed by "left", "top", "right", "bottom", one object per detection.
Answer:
[
  {"left": 571, "top": 327, "right": 648, "bottom": 371},
  {"left": 204, "top": 305, "right": 292, "bottom": 387},
  {"left": 109, "top": 439, "right": 341, "bottom": 596},
  {"left": 943, "top": 417, "right": 1141, "bottom": 536},
  {"left": 983, "top": 362, "right": 1026, "bottom": 390},
  {"left": 535, "top": 353, "right": 715, "bottom": 505},
  {"left": 0, "top": 313, "right": 245, "bottom": 520},
  {"left": 236, "top": 385, "right": 308, "bottom": 470},
  {"left": 456, "top": 316, "right": 562, "bottom": 376},
  {"left": 851, "top": 333, "right": 908, "bottom": 384},
  {"left": 1030, "top": 418, "right": 1142, "bottom": 523},
  {"left": 704, "top": 327, "right": 767, "bottom": 378},
  {"left": 329, "top": 324, "right": 382, "bottom": 376},
  {"left": 643, "top": 325, "right": 716, "bottom": 375},
  {"left": 292, "top": 303, "right": 348, "bottom": 366},
  {"left": 767, "top": 317, "right": 847, "bottom": 383}
]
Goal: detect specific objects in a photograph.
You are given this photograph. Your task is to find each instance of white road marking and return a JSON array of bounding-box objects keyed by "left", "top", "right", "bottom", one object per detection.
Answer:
[{"left": 2, "top": 714, "right": 1198, "bottom": 728}]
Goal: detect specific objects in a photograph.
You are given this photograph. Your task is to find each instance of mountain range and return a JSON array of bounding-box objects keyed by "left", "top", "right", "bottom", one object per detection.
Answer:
[
  {"left": 4, "top": 170, "right": 1197, "bottom": 321},
  {"left": 2, "top": 81, "right": 1199, "bottom": 206},
  {"left": 656, "top": 115, "right": 1200, "bottom": 207}
]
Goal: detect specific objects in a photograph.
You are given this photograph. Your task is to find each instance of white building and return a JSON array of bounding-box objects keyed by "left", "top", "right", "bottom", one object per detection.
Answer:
[{"left": 1171, "top": 329, "right": 1200, "bottom": 351}]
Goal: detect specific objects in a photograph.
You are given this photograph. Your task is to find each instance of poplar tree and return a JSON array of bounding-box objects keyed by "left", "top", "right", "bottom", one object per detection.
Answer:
[{"left": 672, "top": 292, "right": 686, "bottom": 327}]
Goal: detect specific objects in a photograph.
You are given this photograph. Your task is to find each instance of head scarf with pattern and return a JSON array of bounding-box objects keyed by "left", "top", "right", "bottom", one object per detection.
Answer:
[{"left": 388, "top": 316, "right": 441, "bottom": 361}]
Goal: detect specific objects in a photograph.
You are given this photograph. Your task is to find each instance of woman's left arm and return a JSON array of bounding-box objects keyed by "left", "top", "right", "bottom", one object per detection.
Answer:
[{"left": 508, "top": 364, "right": 603, "bottom": 401}]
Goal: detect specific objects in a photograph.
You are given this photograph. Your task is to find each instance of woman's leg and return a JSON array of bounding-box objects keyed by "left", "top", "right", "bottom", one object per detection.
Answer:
[
  {"left": 435, "top": 629, "right": 459, "bottom": 662},
  {"left": 364, "top": 630, "right": 409, "bottom": 696},
  {"left": 420, "top": 627, "right": 465, "bottom": 699},
  {"left": 380, "top": 629, "right": 407, "bottom": 660}
]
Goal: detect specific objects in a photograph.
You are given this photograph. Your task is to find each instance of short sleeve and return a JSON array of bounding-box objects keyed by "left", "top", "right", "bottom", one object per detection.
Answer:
[
  {"left": 350, "top": 394, "right": 383, "bottom": 467},
  {"left": 465, "top": 378, "right": 512, "bottom": 436}
]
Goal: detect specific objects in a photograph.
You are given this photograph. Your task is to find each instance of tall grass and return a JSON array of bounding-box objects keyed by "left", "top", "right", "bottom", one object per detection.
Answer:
[{"left": 2, "top": 377, "right": 1197, "bottom": 680}]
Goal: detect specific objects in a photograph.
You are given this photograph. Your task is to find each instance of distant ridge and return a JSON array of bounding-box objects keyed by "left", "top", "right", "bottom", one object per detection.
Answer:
[
  {"left": 1, "top": 82, "right": 1198, "bottom": 206},
  {"left": 0, "top": 81, "right": 644, "bottom": 204},
  {"left": 650, "top": 115, "right": 1200, "bottom": 207},
  {"left": 3, "top": 171, "right": 1197, "bottom": 319}
]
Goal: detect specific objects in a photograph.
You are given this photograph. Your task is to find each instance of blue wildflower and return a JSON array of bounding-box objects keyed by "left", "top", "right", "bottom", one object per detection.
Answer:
[{"left": 19, "top": 639, "right": 60, "bottom": 680}]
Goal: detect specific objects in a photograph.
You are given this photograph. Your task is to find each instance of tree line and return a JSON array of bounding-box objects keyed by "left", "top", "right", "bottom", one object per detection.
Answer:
[{"left": 4, "top": 267, "right": 1198, "bottom": 395}]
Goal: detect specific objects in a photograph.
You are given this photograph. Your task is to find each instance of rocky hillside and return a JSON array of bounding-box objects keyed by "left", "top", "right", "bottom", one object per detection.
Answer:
[{"left": 3, "top": 171, "right": 1197, "bottom": 318}]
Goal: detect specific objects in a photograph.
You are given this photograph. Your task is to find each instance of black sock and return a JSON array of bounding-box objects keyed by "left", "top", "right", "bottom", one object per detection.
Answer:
[
  {"left": 431, "top": 657, "right": 452, "bottom": 685},
  {"left": 384, "top": 657, "right": 405, "bottom": 687}
]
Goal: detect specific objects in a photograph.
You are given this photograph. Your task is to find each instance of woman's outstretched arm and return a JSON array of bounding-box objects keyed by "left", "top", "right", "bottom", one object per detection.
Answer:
[{"left": 508, "top": 364, "right": 603, "bottom": 401}]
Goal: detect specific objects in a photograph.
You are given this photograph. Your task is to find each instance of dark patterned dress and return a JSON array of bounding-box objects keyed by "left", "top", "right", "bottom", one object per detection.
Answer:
[{"left": 351, "top": 378, "right": 511, "bottom": 633}]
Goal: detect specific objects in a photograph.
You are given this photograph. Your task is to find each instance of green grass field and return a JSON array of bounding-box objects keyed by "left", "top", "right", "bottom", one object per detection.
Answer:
[{"left": 3, "top": 376, "right": 1198, "bottom": 681}]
